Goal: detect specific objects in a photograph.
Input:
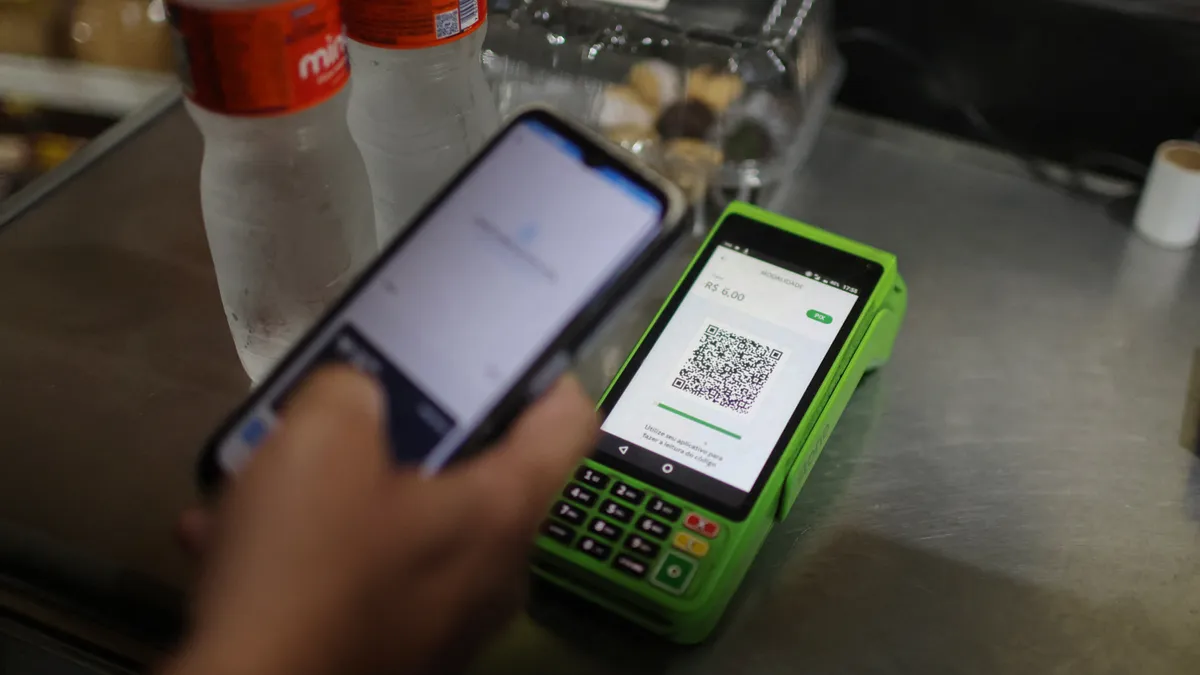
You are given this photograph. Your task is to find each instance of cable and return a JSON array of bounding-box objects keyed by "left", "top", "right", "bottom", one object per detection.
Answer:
[{"left": 835, "top": 27, "right": 1149, "bottom": 200}]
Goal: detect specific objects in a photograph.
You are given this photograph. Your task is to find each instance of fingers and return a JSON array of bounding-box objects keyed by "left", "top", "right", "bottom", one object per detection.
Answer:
[
  {"left": 227, "top": 365, "right": 392, "bottom": 541},
  {"left": 277, "top": 365, "right": 385, "bottom": 438},
  {"left": 192, "top": 367, "right": 392, "bottom": 640},
  {"left": 489, "top": 374, "right": 598, "bottom": 493},
  {"left": 259, "top": 365, "right": 388, "bottom": 476},
  {"left": 455, "top": 374, "right": 599, "bottom": 528}
]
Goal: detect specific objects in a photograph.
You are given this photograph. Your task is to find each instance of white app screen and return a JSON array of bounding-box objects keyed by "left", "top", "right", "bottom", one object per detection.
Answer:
[
  {"left": 218, "top": 120, "right": 662, "bottom": 473},
  {"left": 601, "top": 246, "right": 860, "bottom": 492}
]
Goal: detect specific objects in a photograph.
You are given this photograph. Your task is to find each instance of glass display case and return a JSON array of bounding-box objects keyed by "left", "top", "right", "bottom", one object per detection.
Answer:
[
  {"left": 484, "top": 0, "right": 843, "bottom": 218},
  {"left": 0, "top": 0, "right": 175, "bottom": 204}
]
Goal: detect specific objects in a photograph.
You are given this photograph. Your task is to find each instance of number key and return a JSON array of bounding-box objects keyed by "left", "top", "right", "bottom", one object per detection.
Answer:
[
  {"left": 540, "top": 521, "right": 574, "bottom": 546},
  {"left": 647, "top": 497, "right": 681, "bottom": 522},
  {"left": 599, "top": 499, "right": 633, "bottom": 523},
  {"left": 563, "top": 483, "right": 598, "bottom": 507},
  {"left": 575, "top": 467, "right": 609, "bottom": 488},
  {"left": 588, "top": 517, "right": 621, "bottom": 541},
  {"left": 624, "top": 534, "right": 660, "bottom": 558},
  {"left": 576, "top": 536, "right": 612, "bottom": 561},
  {"left": 551, "top": 501, "right": 585, "bottom": 525},
  {"left": 636, "top": 516, "right": 670, "bottom": 540},
  {"left": 613, "top": 554, "right": 649, "bottom": 578},
  {"left": 612, "top": 481, "right": 645, "bottom": 505}
]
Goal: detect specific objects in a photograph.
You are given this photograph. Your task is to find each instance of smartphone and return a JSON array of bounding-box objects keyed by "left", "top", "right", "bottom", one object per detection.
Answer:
[
  {"left": 531, "top": 203, "right": 906, "bottom": 643},
  {"left": 198, "top": 108, "right": 684, "bottom": 490}
]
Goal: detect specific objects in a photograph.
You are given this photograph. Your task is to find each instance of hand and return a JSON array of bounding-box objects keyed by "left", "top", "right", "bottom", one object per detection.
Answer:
[{"left": 168, "top": 366, "right": 598, "bottom": 675}]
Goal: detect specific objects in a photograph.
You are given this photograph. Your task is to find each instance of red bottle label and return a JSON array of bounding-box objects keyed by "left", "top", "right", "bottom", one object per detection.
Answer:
[
  {"left": 167, "top": 0, "right": 350, "bottom": 116},
  {"left": 344, "top": 0, "right": 488, "bottom": 49}
]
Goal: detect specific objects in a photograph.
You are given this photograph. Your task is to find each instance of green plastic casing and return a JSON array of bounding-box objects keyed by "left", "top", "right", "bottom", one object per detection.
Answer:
[{"left": 531, "top": 202, "right": 907, "bottom": 643}]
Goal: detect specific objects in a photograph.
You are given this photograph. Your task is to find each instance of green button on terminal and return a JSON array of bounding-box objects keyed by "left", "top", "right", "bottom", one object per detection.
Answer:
[
  {"left": 651, "top": 552, "right": 697, "bottom": 595},
  {"left": 806, "top": 309, "right": 833, "bottom": 324}
]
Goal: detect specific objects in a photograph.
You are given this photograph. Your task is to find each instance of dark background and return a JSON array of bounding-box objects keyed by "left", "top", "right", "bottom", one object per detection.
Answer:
[{"left": 835, "top": 0, "right": 1200, "bottom": 172}]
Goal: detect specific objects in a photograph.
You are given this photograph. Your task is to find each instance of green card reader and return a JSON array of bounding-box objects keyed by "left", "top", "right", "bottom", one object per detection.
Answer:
[{"left": 532, "top": 202, "right": 907, "bottom": 643}]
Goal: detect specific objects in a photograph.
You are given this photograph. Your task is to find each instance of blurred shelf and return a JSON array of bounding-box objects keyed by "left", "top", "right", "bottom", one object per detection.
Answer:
[
  {"left": 596, "top": 0, "right": 671, "bottom": 9},
  {"left": 657, "top": 0, "right": 778, "bottom": 31},
  {"left": 0, "top": 54, "right": 176, "bottom": 118}
]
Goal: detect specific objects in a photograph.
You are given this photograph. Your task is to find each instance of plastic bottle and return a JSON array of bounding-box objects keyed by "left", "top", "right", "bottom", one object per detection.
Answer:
[
  {"left": 167, "top": 0, "right": 377, "bottom": 382},
  {"left": 344, "top": 0, "right": 500, "bottom": 244}
]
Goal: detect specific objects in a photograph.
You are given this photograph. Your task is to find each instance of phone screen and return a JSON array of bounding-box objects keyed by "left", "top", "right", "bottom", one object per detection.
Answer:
[
  {"left": 212, "top": 117, "right": 667, "bottom": 475},
  {"left": 595, "top": 216, "right": 882, "bottom": 519}
]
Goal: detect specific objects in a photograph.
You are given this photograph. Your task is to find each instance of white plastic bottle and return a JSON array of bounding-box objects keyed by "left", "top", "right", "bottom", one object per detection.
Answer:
[
  {"left": 168, "top": 0, "right": 377, "bottom": 382},
  {"left": 344, "top": 0, "right": 500, "bottom": 244}
]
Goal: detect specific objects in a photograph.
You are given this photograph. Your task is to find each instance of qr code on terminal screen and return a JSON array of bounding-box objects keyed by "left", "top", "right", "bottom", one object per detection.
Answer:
[
  {"left": 671, "top": 323, "right": 784, "bottom": 415},
  {"left": 435, "top": 9, "right": 460, "bottom": 39}
]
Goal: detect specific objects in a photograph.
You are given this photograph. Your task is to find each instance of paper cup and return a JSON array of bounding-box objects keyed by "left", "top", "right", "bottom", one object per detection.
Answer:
[{"left": 1134, "top": 140, "right": 1200, "bottom": 250}]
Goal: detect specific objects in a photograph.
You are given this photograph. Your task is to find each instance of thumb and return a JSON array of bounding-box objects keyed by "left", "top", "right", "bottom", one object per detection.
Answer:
[
  {"left": 242, "top": 365, "right": 390, "bottom": 499},
  {"left": 452, "top": 375, "right": 599, "bottom": 530}
]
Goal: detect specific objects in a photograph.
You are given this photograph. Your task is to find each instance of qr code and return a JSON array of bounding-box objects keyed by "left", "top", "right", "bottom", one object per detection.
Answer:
[
  {"left": 435, "top": 9, "right": 460, "bottom": 39},
  {"left": 671, "top": 324, "right": 783, "bottom": 415},
  {"left": 459, "top": 0, "right": 480, "bottom": 29}
]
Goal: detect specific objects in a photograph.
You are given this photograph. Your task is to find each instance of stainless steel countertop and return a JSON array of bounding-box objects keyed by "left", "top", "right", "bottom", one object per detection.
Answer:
[{"left": 2, "top": 103, "right": 1199, "bottom": 673}]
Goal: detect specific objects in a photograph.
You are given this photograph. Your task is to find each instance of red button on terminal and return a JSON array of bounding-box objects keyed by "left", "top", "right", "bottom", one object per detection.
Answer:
[{"left": 684, "top": 513, "right": 720, "bottom": 538}]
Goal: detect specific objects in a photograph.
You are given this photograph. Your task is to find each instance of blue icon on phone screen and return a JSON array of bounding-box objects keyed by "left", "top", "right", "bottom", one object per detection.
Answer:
[
  {"left": 516, "top": 223, "right": 540, "bottom": 246},
  {"left": 241, "top": 417, "right": 268, "bottom": 447}
]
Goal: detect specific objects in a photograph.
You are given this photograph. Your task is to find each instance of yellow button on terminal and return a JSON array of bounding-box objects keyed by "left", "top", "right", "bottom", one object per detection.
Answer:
[{"left": 672, "top": 532, "right": 710, "bottom": 558}]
